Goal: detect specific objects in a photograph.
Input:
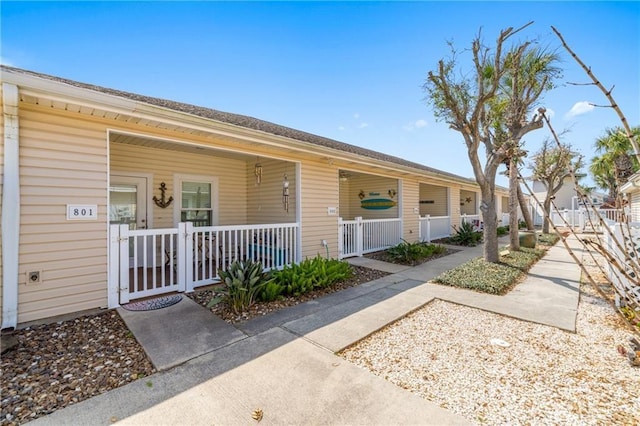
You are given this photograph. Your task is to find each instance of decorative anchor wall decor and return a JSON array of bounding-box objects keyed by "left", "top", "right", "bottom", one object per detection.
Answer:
[{"left": 153, "top": 182, "right": 174, "bottom": 208}]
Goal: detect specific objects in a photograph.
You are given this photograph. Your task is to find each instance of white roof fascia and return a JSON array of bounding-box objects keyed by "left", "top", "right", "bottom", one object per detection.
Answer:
[{"left": 620, "top": 172, "right": 640, "bottom": 194}]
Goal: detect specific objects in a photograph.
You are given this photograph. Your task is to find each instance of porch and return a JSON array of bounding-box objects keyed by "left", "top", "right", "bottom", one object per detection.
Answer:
[{"left": 109, "top": 222, "right": 299, "bottom": 306}]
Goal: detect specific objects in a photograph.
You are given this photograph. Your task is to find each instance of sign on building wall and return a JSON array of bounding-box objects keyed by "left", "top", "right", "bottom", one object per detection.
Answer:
[{"left": 66, "top": 204, "right": 98, "bottom": 220}]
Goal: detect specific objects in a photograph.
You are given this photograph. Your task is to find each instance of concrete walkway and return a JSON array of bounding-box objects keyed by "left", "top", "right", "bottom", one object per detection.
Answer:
[{"left": 31, "top": 237, "right": 582, "bottom": 425}]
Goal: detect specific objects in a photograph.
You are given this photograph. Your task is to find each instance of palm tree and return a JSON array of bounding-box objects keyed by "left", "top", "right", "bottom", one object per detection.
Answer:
[
  {"left": 589, "top": 126, "right": 640, "bottom": 205},
  {"left": 497, "top": 46, "right": 562, "bottom": 248}
]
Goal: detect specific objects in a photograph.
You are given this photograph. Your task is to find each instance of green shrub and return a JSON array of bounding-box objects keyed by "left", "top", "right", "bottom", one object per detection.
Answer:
[
  {"left": 259, "top": 280, "right": 285, "bottom": 302},
  {"left": 386, "top": 239, "right": 445, "bottom": 264},
  {"left": 496, "top": 226, "right": 509, "bottom": 237},
  {"left": 450, "top": 221, "right": 483, "bottom": 246},
  {"left": 272, "top": 256, "right": 352, "bottom": 296},
  {"left": 210, "top": 259, "right": 272, "bottom": 313}
]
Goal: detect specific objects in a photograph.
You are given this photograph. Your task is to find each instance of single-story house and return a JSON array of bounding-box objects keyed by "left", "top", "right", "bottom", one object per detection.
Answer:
[
  {"left": 1, "top": 65, "right": 509, "bottom": 329},
  {"left": 621, "top": 172, "right": 640, "bottom": 223}
]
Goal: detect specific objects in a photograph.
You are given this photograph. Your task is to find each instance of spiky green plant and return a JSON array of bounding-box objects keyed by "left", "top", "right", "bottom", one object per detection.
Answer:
[{"left": 210, "top": 259, "right": 272, "bottom": 313}]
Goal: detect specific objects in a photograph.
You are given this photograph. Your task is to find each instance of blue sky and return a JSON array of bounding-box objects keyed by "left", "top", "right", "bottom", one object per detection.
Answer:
[{"left": 2, "top": 1, "right": 638, "bottom": 188}]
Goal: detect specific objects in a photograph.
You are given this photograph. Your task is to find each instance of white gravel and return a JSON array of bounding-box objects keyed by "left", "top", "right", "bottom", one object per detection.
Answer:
[{"left": 340, "top": 283, "right": 640, "bottom": 425}]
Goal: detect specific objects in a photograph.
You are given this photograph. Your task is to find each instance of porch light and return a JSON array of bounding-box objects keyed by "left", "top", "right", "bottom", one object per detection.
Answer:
[
  {"left": 254, "top": 158, "right": 263, "bottom": 185},
  {"left": 283, "top": 174, "right": 290, "bottom": 212}
]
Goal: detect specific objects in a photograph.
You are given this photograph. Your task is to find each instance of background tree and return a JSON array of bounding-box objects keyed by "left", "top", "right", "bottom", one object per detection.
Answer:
[
  {"left": 589, "top": 126, "right": 640, "bottom": 206},
  {"left": 530, "top": 139, "right": 582, "bottom": 233},
  {"left": 502, "top": 159, "right": 535, "bottom": 230},
  {"left": 424, "top": 23, "right": 561, "bottom": 261}
]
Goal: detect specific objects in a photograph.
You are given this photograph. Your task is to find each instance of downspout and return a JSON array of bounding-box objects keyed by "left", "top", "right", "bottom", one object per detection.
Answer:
[{"left": 2, "top": 82, "right": 20, "bottom": 330}]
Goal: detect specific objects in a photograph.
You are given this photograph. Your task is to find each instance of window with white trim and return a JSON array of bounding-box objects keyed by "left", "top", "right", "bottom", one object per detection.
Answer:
[{"left": 179, "top": 180, "right": 214, "bottom": 226}]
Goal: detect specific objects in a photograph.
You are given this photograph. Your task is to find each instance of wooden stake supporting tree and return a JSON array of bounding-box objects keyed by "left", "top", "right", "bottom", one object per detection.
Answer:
[{"left": 515, "top": 27, "right": 640, "bottom": 343}]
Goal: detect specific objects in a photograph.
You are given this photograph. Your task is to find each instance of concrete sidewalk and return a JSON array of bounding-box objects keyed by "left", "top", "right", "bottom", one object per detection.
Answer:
[{"left": 31, "top": 236, "right": 582, "bottom": 425}]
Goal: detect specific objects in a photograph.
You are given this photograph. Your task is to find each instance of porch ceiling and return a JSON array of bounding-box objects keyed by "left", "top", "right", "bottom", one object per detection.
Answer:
[{"left": 110, "top": 132, "right": 253, "bottom": 161}]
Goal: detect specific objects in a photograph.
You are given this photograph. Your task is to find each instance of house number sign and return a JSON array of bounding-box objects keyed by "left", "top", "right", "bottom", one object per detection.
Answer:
[{"left": 66, "top": 204, "right": 98, "bottom": 220}]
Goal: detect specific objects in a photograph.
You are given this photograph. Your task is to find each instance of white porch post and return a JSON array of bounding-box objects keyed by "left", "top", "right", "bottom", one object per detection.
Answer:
[
  {"left": 2, "top": 83, "right": 20, "bottom": 329},
  {"left": 118, "top": 224, "right": 130, "bottom": 304},
  {"left": 182, "top": 222, "right": 193, "bottom": 293},
  {"left": 355, "top": 216, "right": 363, "bottom": 257},
  {"left": 338, "top": 217, "right": 344, "bottom": 259},
  {"left": 426, "top": 215, "right": 431, "bottom": 243},
  {"left": 108, "top": 225, "right": 121, "bottom": 308}
]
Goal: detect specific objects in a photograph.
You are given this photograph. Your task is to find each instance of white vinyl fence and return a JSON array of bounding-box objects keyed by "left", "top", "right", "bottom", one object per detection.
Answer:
[
  {"left": 603, "top": 221, "right": 640, "bottom": 310},
  {"left": 338, "top": 217, "right": 402, "bottom": 259},
  {"left": 418, "top": 215, "right": 451, "bottom": 242}
]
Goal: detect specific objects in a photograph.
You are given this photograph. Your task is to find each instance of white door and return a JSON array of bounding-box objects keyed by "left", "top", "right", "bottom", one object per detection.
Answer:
[{"left": 109, "top": 175, "right": 149, "bottom": 266}]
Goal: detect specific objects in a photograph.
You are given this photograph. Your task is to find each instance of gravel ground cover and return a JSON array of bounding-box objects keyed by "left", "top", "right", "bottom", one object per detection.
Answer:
[
  {"left": 340, "top": 279, "right": 640, "bottom": 424},
  {"left": 1, "top": 311, "right": 155, "bottom": 425}
]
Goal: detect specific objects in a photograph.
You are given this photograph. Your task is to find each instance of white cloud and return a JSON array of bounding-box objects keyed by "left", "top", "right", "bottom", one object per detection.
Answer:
[
  {"left": 403, "top": 119, "right": 428, "bottom": 132},
  {"left": 338, "top": 126, "right": 345, "bottom": 131},
  {"left": 565, "top": 101, "right": 594, "bottom": 119},
  {"left": 353, "top": 113, "right": 360, "bottom": 119},
  {"left": 358, "top": 122, "right": 369, "bottom": 129}
]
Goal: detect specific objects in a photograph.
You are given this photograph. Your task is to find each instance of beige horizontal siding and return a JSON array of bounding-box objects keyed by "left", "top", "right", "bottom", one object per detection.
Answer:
[
  {"left": 11, "top": 100, "right": 498, "bottom": 324},
  {"left": 343, "top": 174, "right": 399, "bottom": 220},
  {"left": 631, "top": 192, "right": 640, "bottom": 223},
  {"left": 300, "top": 161, "right": 339, "bottom": 259},
  {"left": 402, "top": 179, "right": 419, "bottom": 243},
  {"left": 460, "top": 189, "right": 478, "bottom": 216},
  {"left": 419, "top": 183, "right": 449, "bottom": 216},
  {"left": 246, "top": 158, "right": 297, "bottom": 224},
  {"left": 111, "top": 142, "right": 248, "bottom": 228},
  {"left": 449, "top": 187, "right": 461, "bottom": 227},
  {"left": 17, "top": 106, "right": 109, "bottom": 324}
]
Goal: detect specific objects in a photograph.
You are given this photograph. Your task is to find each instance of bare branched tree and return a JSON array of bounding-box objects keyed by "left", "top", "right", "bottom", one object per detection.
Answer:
[
  {"left": 529, "top": 138, "right": 582, "bottom": 233},
  {"left": 424, "top": 23, "right": 560, "bottom": 261}
]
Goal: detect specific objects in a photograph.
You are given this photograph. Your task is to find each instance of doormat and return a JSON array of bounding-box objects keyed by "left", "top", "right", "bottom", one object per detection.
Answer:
[{"left": 122, "top": 295, "right": 183, "bottom": 311}]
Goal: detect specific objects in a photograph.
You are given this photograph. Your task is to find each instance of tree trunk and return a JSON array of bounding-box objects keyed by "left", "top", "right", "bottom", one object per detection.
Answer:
[
  {"left": 517, "top": 183, "right": 535, "bottom": 230},
  {"left": 542, "top": 196, "right": 552, "bottom": 234},
  {"left": 479, "top": 183, "right": 500, "bottom": 263},
  {"left": 509, "top": 157, "right": 521, "bottom": 250}
]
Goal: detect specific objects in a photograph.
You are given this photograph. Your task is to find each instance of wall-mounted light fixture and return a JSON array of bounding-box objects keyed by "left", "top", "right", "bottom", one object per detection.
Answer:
[
  {"left": 254, "top": 157, "right": 263, "bottom": 185},
  {"left": 282, "top": 174, "right": 290, "bottom": 212},
  {"left": 388, "top": 189, "right": 397, "bottom": 199}
]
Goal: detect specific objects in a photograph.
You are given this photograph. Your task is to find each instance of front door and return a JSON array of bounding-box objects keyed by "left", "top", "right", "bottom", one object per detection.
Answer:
[{"left": 109, "top": 175, "right": 149, "bottom": 267}]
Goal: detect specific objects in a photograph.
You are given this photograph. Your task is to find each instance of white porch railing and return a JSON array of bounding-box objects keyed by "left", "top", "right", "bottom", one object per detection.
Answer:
[
  {"left": 190, "top": 222, "right": 299, "bottom": 289},
  {"left": 338, "top": 217, "right": 402, "bottom": 259},
  {"left": 109, "top": 221, "right": 299, "bottom": 306},
  {"left": 603, "top": 222, "right": 640, "bottom": 310},
  {"left": 547, "top": 208, "right": 626, "bottom": 230},
  {"left": 418, "top": 215, "right": 451, "bottom": 242}
]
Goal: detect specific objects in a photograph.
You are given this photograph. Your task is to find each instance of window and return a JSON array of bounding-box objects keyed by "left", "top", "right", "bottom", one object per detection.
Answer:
[{"left": 176, "top": 176, "right": 217, "bottom": 226}]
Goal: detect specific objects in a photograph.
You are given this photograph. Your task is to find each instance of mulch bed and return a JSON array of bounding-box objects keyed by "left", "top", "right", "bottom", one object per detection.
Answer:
[{"left": 364, "top": 247, "right": 459, "bottom": 266}]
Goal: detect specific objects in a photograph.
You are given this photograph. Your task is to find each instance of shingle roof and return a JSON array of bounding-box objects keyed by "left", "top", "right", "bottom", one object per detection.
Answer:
[{"left": 2, "top": 65, "right": 478, "bottom": 185}]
